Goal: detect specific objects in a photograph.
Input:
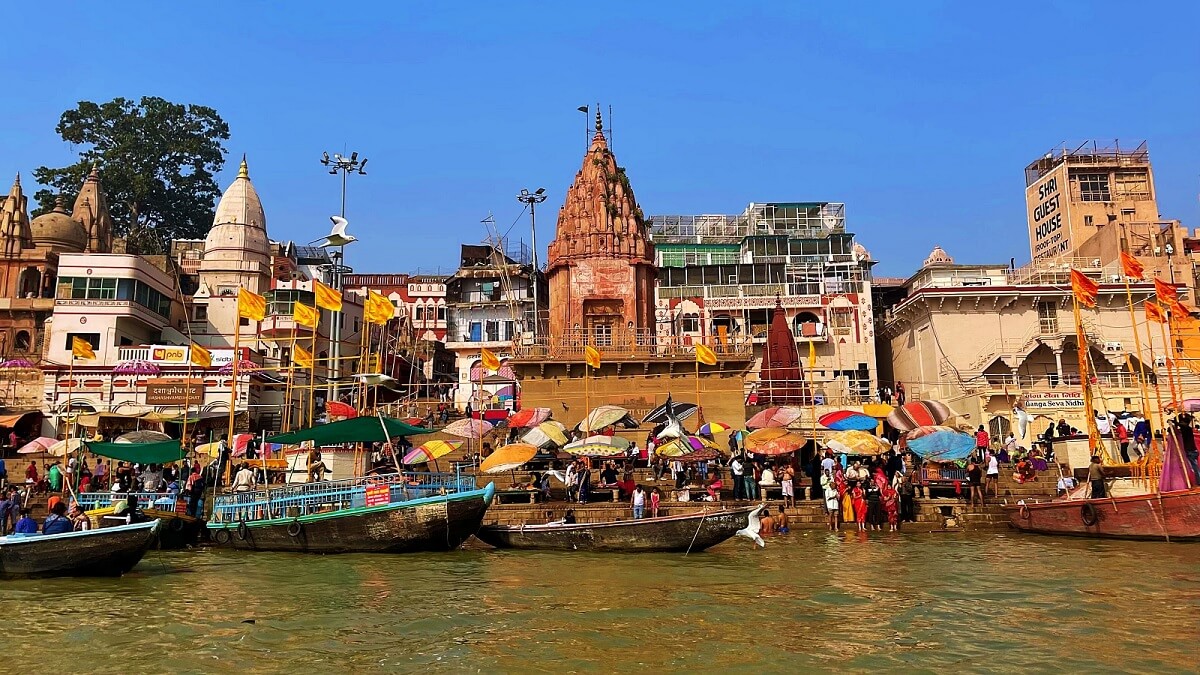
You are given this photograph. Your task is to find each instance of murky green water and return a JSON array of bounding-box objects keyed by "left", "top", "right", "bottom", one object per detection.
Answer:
[{"left": 6, "top": 532, "right": 1198, "bottom": 673}]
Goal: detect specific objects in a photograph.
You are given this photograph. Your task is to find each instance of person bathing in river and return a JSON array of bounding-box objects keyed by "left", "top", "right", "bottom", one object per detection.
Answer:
[
  {"left": 851, "top": 482, "right": 867, "bottom": 531},
  {"left": 821, "top": 468, "right": 839, "bottom": 531},
  {"left": 774, "top": 506, "right": 789, "bottom": 534}
]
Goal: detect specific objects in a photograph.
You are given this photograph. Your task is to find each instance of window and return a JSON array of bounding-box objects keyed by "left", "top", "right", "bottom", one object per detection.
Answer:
[
  {"left": 469, "top": 321, "right": 482, "bottom": 342},
  {"left": 593, "top": 323, "right": 613, "bottom": 346},
  {"left": 414, "top": 306, "right": 426, "bottom": 321},
  {"left": 1038, "top": 301, "right": 1058, "bottom": 334},
  {"left": 485, "top": 320, "right": 500, "bottom": 342},
  {"left": 14, "top": 330, "right": 30, "bottom": 351},
  {"left": 503, "top": 320, "right": 515, "bottom": 341},
  {"left": 192, "top": 304, "right": 208, "bottom": 321},
  {"left": 829, "top": 309, "right": 853, "bottom": 336},
  {"left": 1077, "top": 173, "right": 1111, "bottom": 202},
  {"left": 65, "top": 332, "right": 100, "bottom": 350},
  {"left": 679, "top": 313, "right": 700, "bottom": 333},
  {"left": 1084, "top": 215, "right": 1093, "bottom": 226},
  {"left": 437, "top": 306, "right": 447, "bottom": 321},
  {"left": 240, "top": 317, "right": 250, "bottom": 327}
]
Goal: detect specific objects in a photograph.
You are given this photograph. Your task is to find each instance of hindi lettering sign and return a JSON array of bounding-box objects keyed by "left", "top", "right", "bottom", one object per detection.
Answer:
[
  {"left": 364, "top": 484, "right": 391, "bottom": 507},
  {"left": 1023, "top": 391, "right": 1084, "bottom": 410},
  {"left": 144, "top": 379, "right": 206, "bottom": 406}
]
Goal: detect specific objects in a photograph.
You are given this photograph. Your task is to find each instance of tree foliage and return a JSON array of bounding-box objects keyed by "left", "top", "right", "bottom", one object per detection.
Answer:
[{"left": 33, "top": 96, "right": 230, "bottom": 253}]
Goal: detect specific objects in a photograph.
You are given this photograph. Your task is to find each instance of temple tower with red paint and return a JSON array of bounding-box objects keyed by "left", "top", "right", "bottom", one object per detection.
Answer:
[{"left": 759, "top": 297, "right": 812, "bottom": 405}]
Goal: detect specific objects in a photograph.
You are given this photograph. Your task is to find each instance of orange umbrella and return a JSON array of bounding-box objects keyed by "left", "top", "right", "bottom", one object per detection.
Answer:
[
  {"left": 746, "top": 406, "right": 803, "bottom": 429},
  {"left": 480, "top": 443, "right": 539, "bottom": 474},
  {"left": 754, "top": 432, "right": 807, "bottom": 456},
  {"left": 743, "top": 427, "right": 791, "bottom": 450}
]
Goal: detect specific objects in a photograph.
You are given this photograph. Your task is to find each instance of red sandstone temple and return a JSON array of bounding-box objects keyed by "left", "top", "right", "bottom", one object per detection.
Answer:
[{"left": 758, "top": 298, "right": 812, "bottom": 405}]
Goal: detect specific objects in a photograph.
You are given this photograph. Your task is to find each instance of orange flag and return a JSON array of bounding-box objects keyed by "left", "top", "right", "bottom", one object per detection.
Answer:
[
  {"left": 1070, "top": 269, "right": 1099, "bottom": 308},
  {"left": 1145, "top": 301, "right": 1167, "bottom": 324},
  {"left": 1167, "top": 296, "right": 1194, "bottom": 318},
  {"left": 237, "top": 287, "right": 266, "bottom": 321},
  {"left": 1155, "top": 278, "right": 1178, "bottom": 303},
  {"left": 480, "top": 348, "right": 501, "bottom": 372},
  {"left": 1119, "top": 251, "right": 1144, "bottom": 280},
  {"left": 584, "top": 345, "right": 601, "bottom": 369}
]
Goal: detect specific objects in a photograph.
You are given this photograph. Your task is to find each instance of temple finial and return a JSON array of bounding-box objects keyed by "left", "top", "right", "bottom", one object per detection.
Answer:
[
  {"left": 595, "top": 103, "right": 603, "bottom": 133},
  {"left": 237, "top": 154, "right": 249, "bottom": 179}
]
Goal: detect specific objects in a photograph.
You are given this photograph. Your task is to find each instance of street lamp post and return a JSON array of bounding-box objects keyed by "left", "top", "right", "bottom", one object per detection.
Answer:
[
  {"left": 320, "top": 151, "right": 367, "bottom": 401},
  {"left": 517, "top": 188, "right": 547, "bottom": 338}
]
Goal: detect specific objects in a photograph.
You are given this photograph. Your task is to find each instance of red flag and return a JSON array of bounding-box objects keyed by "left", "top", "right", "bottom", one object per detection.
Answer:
[
  {"left": 1119, "top": 251, "right": 1144, "bottom": 280},
  {"left": 1070, "top": 269, "right": 1099, "bottom": 308},
  {"left": 1146, "top": 301, "right": 1167, "bottom": 324},
  {"left": 1155, "top": 278, "right": 1178, "bottom": 303}
]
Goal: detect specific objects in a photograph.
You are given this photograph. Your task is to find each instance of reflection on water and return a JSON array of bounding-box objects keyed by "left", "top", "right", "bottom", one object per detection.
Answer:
[{"left": 7, "top": 533, "right": 1199, "bottom": 672}]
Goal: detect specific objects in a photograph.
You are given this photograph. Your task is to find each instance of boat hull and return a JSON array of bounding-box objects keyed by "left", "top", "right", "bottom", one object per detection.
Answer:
[
  {"left": 476, "top": 506, "right": 757, "bottom": 552},
  {"left": 88, "top": 507, "right": 204, "bottom": 550},
  {"left": 1003, "top": 488, "right": 1200, "bottom": 541},
  {"left": 207, "top": 486, "right": 494, "bottom": 554},
  {"left": 0, "top": 520, "right": 160, "bottom": 579}
]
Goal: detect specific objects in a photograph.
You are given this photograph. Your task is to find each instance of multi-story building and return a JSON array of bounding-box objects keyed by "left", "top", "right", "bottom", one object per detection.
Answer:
[{"left": 648, "top": 202, "right": 878, "bottom": 404}]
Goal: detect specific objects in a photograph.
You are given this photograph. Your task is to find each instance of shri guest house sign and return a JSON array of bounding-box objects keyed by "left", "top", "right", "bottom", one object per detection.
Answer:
[
  {"left": 144, "top": 379, "right": 206, "bottom": 406},
  {"left": 1027, "top": 164, "right": 1070, "bottom": 261}
]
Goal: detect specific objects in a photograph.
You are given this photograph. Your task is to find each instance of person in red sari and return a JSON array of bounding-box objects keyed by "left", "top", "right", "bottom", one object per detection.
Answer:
[
  {"left": 882, "top": 485, "right": 900, "bottom": 531},
  {"left": 850, "top": 483, "right": 867, "bottom": 531}
]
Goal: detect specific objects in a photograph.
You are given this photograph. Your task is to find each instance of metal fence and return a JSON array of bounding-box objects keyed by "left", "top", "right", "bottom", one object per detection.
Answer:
[{"left": 75, "top": 491, "right": 178, "bottom": 511}]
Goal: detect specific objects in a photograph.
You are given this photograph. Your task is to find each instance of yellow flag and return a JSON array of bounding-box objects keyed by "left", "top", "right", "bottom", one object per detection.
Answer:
[
  {"left": 584, "top": 345, "right": 602, "bottom": 369},
  {"left": 71, "top": 336, "right": 96, "bottom": 360},
  {"left": 481, "top": 348, "right": 501, "bottom": 372},
  {"left": 695, "top": 343, "right": 717, "bottom": 366},
  {"left": 293, "top": 302, "right": 318, "bottom": 329},
  {"left": 365, "top": 291, "right": 395, "bottom": 325},
  {"left": 313, "top": 280, "right": 343, "bottom": 312},
  {"left": 237, "top": 287, "right": 266, "bottom": 321},
  {"left": 190, "top": 343, "right": 212, "bottom": 368},
  {"left": 293, "top": 343, "right": 314, "bottom": 369},
  {"left": 808, "top": 341, "right": 816, "bottom": 368}
]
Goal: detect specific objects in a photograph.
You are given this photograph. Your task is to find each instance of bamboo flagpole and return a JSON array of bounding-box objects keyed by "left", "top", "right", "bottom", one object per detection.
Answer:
[
  {"left": 696, "top": 343, "right": 717, "bottom": 423},
  {"left": 1069, "top": 269, "right": 1101, "bottom": 451},
  {"left": 1118, "top": 247, "right": 1154, "bottom": 427},
  {"left": 584, "top": 344, "right": 601, "bottom": 434}
]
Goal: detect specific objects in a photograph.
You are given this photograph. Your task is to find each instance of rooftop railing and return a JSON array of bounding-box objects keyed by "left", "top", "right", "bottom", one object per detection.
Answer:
[{"left": 510, "top": 329, "right": 753, "bottom": 361}]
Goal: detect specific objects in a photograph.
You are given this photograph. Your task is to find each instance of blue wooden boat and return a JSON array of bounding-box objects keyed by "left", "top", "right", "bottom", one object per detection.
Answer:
[
  {"left": 0, "top": 520, "right": 160, "bottom": 579},
  {"left": 207, "top": 472, "right": 494, "bottom": 554}
]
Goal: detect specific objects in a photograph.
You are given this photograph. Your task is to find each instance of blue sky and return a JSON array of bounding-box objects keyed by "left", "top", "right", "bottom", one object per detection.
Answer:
[{"left": 5, "top": 2, "right": 1198, "bottom": 276}]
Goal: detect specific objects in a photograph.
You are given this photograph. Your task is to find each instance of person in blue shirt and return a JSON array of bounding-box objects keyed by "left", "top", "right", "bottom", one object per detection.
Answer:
[
  {"left": 42, "top": 501, "right": 72, "bottom": 535},
  {"left": 14, "top": 508, "right": 38, "bottom": 534}
]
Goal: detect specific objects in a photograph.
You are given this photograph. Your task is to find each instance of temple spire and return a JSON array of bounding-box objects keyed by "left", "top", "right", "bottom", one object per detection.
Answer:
[
  {"left": 0, "top": 172, "right": 31, "bottom": 252},
  {"left": 237, "top": 154, "right": 249, "bottom": 179},
  {"left": 73, "top": 164, "right": 113, "bottom": 253}
]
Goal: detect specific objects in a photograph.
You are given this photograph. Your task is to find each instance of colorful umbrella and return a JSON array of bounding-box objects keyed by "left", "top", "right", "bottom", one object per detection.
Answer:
[
  {"left": 0, "top": 358, "right": 36, "bottom": 369},
  {"left": 522, "top": 420, "right": 569, "bottom": 448},
  {"left": 698, "top": 422, "right": 732, "bottom": 436},
  {"left": 672, "top": 447, "right": 722, "bottom": 463},
  {"left": 641, "top": 397, "right": 699, "bottom": 424},
  {"left": 746, "top": 406, "right": 803, "bottom": 429},
  {"left": 861, "top": 402, "right": 895, "bottom": 418},
  {"left": 823, "top": 430, "right": 891, "bottom": 456},
  {"left": 743, "top": 427, "right": 792, "bottom": 450},
  {"left": 18, "top": 437, "right": 58, "bottom": 454},
  {"left": 563, "top": 435, "right": 632, "bottom": 457},
  {"left": 905, "top": 425, "right": 975, "bottom": 462},
  {"left": 480, "top": 443, "right": 539, "bottom": 474},
  {"left": 581, "top": 405, "right": 637, "bottom": 432},
  {"left": 508, "top": 407, "right": 551, "bottom": 428},
  {"left": 116, "top": 430, "right": 171, "bottom": 444},
  {"left": 886, "top": 400, "right": 957, "bottom": 432},
  {"left": 112, "top": 360, "right": 160, "bottom": 375},
  {"left": 754, "top": 432, "right": 807, "bottom": 456},
  {"left": 402, "top": 440, "right": 462, "bottom": 465},
  {"left": 818, "top": 410, "right": 880, "bottom": 432},
  {"left": 326, "top": 400, "right": 358, "bottom": 419},
  {"left": 218, "top": 359, "right": 260, "bottom": 374},
  {"left": 1179, "top": 399, "right": 1200, "bottom": 413},
  {"left": 443, "top": 418, "right": 494, "bottom": 439},
  {"left": 656, "top": 436, "right": 719, "bottom": 457}
]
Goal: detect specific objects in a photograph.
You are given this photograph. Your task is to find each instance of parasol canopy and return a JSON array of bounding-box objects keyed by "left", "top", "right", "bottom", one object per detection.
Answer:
[
  {"left": 1178, "top": 399, "right": 1200, "bottom": 413},
  {"left": 480, "top": 443, "right": 539, "bottom": 474},
  {"left": 862, "top": 402, "right": 895, "bottom": 418},
  {"left": 746, "top": 406, "right": 803, "bottom": 429},
  {"left": 640, "top": 398, "right": 699, "bottom": 424},
  {"left": 115, "top": 430, "right": 171, "bottom": 444},
  {"left": 563, "top": 435, "right": 632, "bottom": 457},
  {"left": 112, "top": 360, "right": 160, "bottom": 375},
  {"left": 0, "top": 358, "right": 36, "bottom": 369},
  {"left": 268, "top": 416, "right": 434, "bottom": 445},
  {"left": 819, "top": 410, "right": 880, "bottom": 432},
  {"left": 18, "top": 437, "right": 58, "bottom": 454},
  {"left": 743, "top": 427, "right": 792, "bottom": 450},
  {"left": 442, "top": 418, "right": 494, "bottom": 439},
  {"left": 905, "top": 425, "right": 975, "bottom": 462},
  {"left": 673, "top": 446, "right": 722, "bottom": 463},
  {"left": 824, "top": 430, "right": 891, "bottom": 456},
  {"left": 402, "top": 440, "right": 462, "bottom": 465},
  {"left": 886, "top": 400, "right": 957, "bottom": 432},
  {"left": 326, "top": 400, "right": 358, "bottom": 419},
  {"left": 508, "top": 407, "right": 551, "bottom": 428},
  {"left": 48, "top": 438, "right": 85, "bottom": 457},
  {"left": 698, "top": 422, "right": 732, "bottom": 436},
  {"left": 218, "top": 360, "right": 260, "bottom": 374},
  {"left": 753, "top": 432, "right": 807, "bottom": 456},
  {"left": 85, "top": 439, "right": 186, "bottom": 464},
  {"left": 655, "top": 435, "right": 720, "bottom": 457},
  {"left": 522, "top": 420, "right": 568, "bottom": 448},
  {"left": 581, "top": 405, "right": 639, "bottom": 432}
]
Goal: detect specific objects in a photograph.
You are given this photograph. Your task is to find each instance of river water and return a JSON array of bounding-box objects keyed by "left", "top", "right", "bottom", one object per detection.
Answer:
[{"left": 7, "top": 532, "right": 1198, "bottom": 673}]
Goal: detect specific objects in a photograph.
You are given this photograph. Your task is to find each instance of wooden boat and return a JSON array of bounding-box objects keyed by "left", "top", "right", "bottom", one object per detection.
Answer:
[
  {"left": 87, "top": 506, "right": 204, "bottom": 549},
  {"left": 1004, "top": 481, "right": 1200, "bottom": 541},
  {"left": 208, "top": 476, "right": 494, "bottom": 554},
  {"left": 0, "top": 520, "right": 160, "bottom": 579},
  {"left": 476, "top": 505, "right": 760, "bottom": 552}
]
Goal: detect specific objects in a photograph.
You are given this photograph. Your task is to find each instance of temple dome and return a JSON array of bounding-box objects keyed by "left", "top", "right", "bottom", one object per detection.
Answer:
[
  {"left": 923, "top": 245, "right": 954, "bottom": 267},
  {"left": 30, "top": 200, "right": 87, "bottom": 251},
  {"left": 204, "top": 156, "right": 269, "bottom": 261}
]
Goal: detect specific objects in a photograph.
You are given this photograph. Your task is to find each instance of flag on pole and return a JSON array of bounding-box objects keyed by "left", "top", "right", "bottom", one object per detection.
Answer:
[
  {"left": 1155, "top": 278, "right": 1178, "bottom": 303},
  {"left": 808, "top": 341, "right": 817, "bottom": 368},
  {"left": 695, "top": 343, "right": 718, "bottom": 366},
  {"left": 364, "top": 291, "right": 395, "bottom": 325},
  {"left": 584, "top": 345, "right": 602, "bottom": 369},
  {"left": 1070, "top": 269, "right": 1099, "bottom": 308},
  {"left": 481, "top": 348, "right": 501, "bottom": 372},
  {"left": 1146, "top": 301, "right": 1168, "bottom": 324},
  {"left": 293, "top": 343, "right": 314, "bottom": 369},
  {"left": 190, "top": 343, "right": 212, "bottom": 368},
  {"left": 1167, "top": 296, "right": 1194, "bottom": 318},
  {"left": 293, "top": 302, "right": 318, "bottom": 329},
  {"left": 1119, "top": 251, "right": 1145, "bottom": 280},
  {"left": 314, "top": 280, "right": 343, "bottom": 312},
  {"left": 71, "top": 336, "right": 95, "bottom": 360},
  {"left": 237, "top": 287, "right": 266, "bottom": 321}
]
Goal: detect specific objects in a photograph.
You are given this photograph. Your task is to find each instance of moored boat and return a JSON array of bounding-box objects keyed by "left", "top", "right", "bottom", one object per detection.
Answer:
[
  {"left": 1004, "top": 481, "right": 1200, "bottom": 541},
  {"left": 0, "top": 520, "right": 160, "bottom": 579},
  {"left": 207, "top": 474, "right": 494, "bottom": 553},
  {"left": 77, "top": 492, "right": 204, "bottom": 549},
  {"left": 476, "top": 505, "right": 760, "bottom": 552}
]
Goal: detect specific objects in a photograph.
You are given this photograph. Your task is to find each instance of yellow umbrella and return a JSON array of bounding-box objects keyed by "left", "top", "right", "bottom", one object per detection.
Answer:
[
  {"left": 742, "top": 427, "right": 791, "bottom": 450},
  {"left": 480, "top": 443, "right": 539, "bottom": 474},
  {"left": 862, "top": 402, "right": 895, "bottom": 418},
  {"left": 522, "top": 421, "right": 568, "bottom": 448},
  {"left": 403, "top": 440, "right": 462, "bottom": 465},
  {"left": 823, "top": 430, "right": 891, "bottom": 456},
  {"left": 655, "top": 435, "right": 722, "bottom": 457}
]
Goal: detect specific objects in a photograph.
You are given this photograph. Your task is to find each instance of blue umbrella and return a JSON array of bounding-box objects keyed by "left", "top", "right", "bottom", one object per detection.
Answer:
[
  {"left": 906, "top": 426, "right": 975, "bottom": 462},
  {"left": 818, "top": 410, "right": 880, "bottom": 432}
]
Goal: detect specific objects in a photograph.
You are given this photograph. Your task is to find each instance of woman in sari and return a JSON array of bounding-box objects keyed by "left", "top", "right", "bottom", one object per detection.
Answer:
[
  {"left": 882, "top": 485, "right": 900, "bottom": 531},
  {"left": 851, "top": 483, "right": 867, "bottom": 531}
]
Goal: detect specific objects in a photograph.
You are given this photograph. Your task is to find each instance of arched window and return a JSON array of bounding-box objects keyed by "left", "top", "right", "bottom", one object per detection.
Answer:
[
  {"left": 18, "top": 267, "right": 40, "bottom": 298},
  {"left": 14, "top": 331, "right": 30, "bottom": 351},
  {"left": 793, "top": 311, "right": 824, "bottom": 338}
]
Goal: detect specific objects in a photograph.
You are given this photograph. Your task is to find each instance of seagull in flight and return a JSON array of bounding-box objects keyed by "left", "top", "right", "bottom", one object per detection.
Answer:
[
  {"left": 350, "top": 373, "right": 404, "bottom": 392},
  {"left": 312, "top": 216, "right": 359, "bottom": 247},
  {"left": 735, "top": 505, "right": 766, "bottom": 548}
]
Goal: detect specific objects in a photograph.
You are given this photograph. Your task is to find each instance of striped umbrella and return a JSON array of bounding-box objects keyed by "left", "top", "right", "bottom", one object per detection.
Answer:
[
  {"left": 402, "top": 440, "right": 462, "bottom": 465},
  {"left": 818, "top": 410, "right": 880, "bottom": 432},
  {"left": 886, "top": 400, "right": 957, "bottom": 432},
  {"left": 698, "top": 421, "right": 732, "bottom": 436},
  {"left": 746, "top": 406, "right": 803, "bottom": 429},
  {"left": 508, "top": 407, "right": 551, "bottom": 428},
  {"left": 655, "top": 435, "right": 720, "bottom": 457},
  {"left": 905, "top": 426, "right": 975, "bottom": 462},
  {"left": 443, "top": 418, "right": 494, "bottom": 439}
]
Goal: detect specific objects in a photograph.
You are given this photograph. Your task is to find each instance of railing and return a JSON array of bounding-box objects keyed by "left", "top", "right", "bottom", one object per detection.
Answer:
[
  {"left": 75, "top": 491, "right": 179, "bottom": 511},
  {"left": 209, "top": 471, "right": 476, "bottom": 523},
  {"left": 510, "top": 329, "right": 753, "bottom": 361},
  {"left": 922, "top": 466, "right": 968, "bottom": 483}
]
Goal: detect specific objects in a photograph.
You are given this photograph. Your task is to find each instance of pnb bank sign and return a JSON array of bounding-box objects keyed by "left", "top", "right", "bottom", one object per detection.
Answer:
[{"left": 1027, "top": 164, "right": 1070, "bottom": 261}]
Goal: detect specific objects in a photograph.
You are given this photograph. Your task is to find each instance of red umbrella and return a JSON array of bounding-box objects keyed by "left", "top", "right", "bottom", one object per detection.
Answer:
[
  {"left": 746, "top": 406, "right": 803, "bottom": 429},
  {"left": 326, "top": 400, "right": 358, "bottom": 419},
  {"left": 886, "top": 400, "right": 957, "bottom": 432},
  {"left": 508, "top": 407, "right": 551, "bottom": 428}
]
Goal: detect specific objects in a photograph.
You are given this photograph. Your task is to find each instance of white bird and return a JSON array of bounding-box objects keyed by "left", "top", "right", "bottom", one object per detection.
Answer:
[
  {"left": 350, "top": 373, "right": 403, "bottom": 392},
  {"left": 312, "top": 216, "right": 359, "bottom": 247},
  {"left": 656, "top": 394, "right": 687, "bottom": 440},
  {"left": 546, "top": 469, "right": 568, "bottom": 485},
  {"left": 735, "top": 505, "right": 766, "bottom": 548}
]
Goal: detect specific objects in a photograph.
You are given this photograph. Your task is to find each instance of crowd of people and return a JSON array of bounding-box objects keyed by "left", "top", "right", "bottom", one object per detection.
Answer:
[{"left": 819, "top": 451, "right": 918, "bottom": 532}]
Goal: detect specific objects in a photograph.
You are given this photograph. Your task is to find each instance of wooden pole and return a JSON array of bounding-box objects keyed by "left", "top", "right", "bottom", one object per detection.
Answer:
[
  {"left": 1072, "top": 293, "right": 1100, "bottom": 451},
  {"left": 226, "top": 326, "right": 240, "bottom": 450},
  {"left": 1144, "top": 317, "right": 1169, "bottom": 437},
  {"left": 694, "top": 356, "right": 701, "bottom": 423},
  {"left": 1158, "top": 318, "right": 1179, "bottom": 405}
]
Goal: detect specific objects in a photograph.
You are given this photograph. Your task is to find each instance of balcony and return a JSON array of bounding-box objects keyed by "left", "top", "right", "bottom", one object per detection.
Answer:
[
  {"left": 260, "top": 314, "right": 314, "bottom": 338},
  {"left": 510, "top": 329, "right": 753, "bottom": 362},
  {"left": 0, "top": 297, "right": 55, "bottom": 312}
]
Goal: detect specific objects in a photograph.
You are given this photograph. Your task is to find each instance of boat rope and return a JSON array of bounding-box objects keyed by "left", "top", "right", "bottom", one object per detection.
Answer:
[{"left": 683, "top": 506, "right": 709, "bottom": 557}]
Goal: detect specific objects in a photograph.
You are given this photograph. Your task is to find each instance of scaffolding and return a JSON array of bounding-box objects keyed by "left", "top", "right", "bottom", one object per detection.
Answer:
[
  {"left": 648, "top": 202, "right": 846, "bottom": 244},
  {"left": 1024, "top": 140, "right": 1150, "bottom": 187}
]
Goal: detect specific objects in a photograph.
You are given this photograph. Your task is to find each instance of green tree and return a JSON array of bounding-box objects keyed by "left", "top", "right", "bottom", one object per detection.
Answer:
[{"left": 33, "top": 96, "right": 230, "bottom": 253}]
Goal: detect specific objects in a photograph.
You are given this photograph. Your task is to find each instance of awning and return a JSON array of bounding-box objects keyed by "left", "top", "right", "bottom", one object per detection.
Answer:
[
  {"left": 85, "top": 439, "right": 186, "bottom": 464},
  {"left": 0, "top": 411, "right": 41, "bottom": 428},
  {"left": 266, "top": 416, "right": 435, "bottom": 446}
]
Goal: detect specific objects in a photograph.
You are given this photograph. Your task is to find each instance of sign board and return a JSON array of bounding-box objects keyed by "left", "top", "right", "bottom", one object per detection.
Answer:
[
  {"left": 1027, "top": 164, "right": 1070, "bottom": 261},
  {"left": 144, "top": 379, "right": 206, "bottom": 406},
  {"left": 150, "top": 346, "right": 189, "bottom": 363},
  {"left": 1023, "top": 391, "right": 1084, "bottom": 410},
  {"left": 364, "top": 484, "right": 391, "bottom": 507}
]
